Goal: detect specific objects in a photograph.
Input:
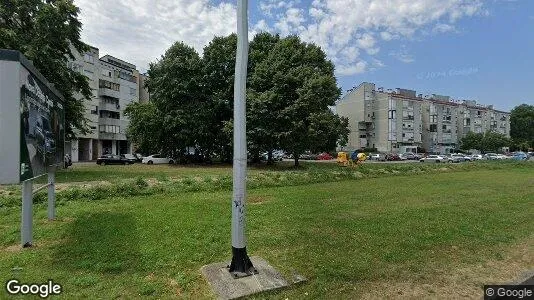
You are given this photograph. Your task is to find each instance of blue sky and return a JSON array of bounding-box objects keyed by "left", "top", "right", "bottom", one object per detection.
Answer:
[{"left": 76, "top": 0, "right": 533, "bottom": 112}]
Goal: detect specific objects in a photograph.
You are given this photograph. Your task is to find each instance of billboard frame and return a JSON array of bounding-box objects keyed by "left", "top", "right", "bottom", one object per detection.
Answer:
[{"left": 0, "top": 49, "right": 64, "bottom": 247}]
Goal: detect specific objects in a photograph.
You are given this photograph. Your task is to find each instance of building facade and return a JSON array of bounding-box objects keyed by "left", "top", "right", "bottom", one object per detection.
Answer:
[
  {"left": 336, "top": 82, "right": 510, "bottom": 154},
  {"left": 65, "top": 46, "right": 148, "bottom": 161}
]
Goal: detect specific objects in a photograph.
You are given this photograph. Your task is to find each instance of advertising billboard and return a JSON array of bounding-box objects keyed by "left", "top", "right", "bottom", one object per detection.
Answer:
[{"left": 0, "top": 50, "right": 65, "bottom": 184}]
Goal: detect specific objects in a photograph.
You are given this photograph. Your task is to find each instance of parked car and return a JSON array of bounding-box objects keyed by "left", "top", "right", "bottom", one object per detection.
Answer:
[
  {"left": 484, "top": 153, "right": 499, "bottom": 160},
  {"left": 419, "top": 155, "right": 446, "bottom": 163},
  {"left": 97, "top": 154, "right": 131, "bottom": 165},
  {"left": 447, "top": 154, "right": 466, "bottom": 163},
  {"left": 317, "top": 152, "right": 333, "bottom": 160},
  {"left": 142, "top": 154, "right": 175, "bottom": 165},
  {"left": 300, "top": 152, "right": 317, "bottom": 160},
  {"left": 370, "top": 153, "right": 386, "bottom": 161},
  {"left": 261, "top": 150, "right": 284, "bottom": 162},
  {"left": 470, "top": 154, "right": 484, "bottom": 160},
  {"left": 122, "top": 154, "right": 138, "bottom": 164},
  {"left": 400, "top": 152, "right": 418, "bottom": 160},
  {"left": 386, "top": 153, "right": 401, "bottom": 161},
  {"left": 512, "top": 151, "right": 528, "bottom": 161}
]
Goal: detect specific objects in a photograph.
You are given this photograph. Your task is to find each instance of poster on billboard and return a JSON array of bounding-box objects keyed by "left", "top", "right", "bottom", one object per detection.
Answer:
[
  {"left": 19, "top": 67, "right": 65, "bottom": 181},
  {"left": 0, "top": 50, "right": 65, "bottom": 184}
]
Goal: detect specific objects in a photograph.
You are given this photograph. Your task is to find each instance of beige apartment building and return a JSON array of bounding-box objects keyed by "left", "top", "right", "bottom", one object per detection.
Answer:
[
  {"left": 65, "top": 46, "right": 149, "bottom": 161},
  {"left": 336, "top": 82, "right": 510, "bottom": 154}
]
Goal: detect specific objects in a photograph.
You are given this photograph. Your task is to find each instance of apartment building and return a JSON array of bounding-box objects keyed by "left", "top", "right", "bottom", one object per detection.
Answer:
[
  {"left": 336, "top": 82, "right": 510, "bottom": 154},
  {"left": 66, "top": 46, "right": 148, "bottom": 161}
]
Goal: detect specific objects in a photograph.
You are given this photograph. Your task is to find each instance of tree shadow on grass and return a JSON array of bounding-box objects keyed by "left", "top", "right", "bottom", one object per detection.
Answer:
[{"left": 53, "top": 212, "right": 143, "bottom": 274}]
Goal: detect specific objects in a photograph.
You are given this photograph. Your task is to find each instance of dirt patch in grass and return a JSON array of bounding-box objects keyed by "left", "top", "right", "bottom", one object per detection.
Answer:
[
  {"left": 1, "top": 238, "right": 67, "bottom": 253},
  {"left": 168, "top": 278, "right": 183, "bottom": 296},
  {"left": 249, "top": 195, "right": 273, "bottom": 205},
  {"left": 358, "top": 237, "right": 534, "bottom": 299}
]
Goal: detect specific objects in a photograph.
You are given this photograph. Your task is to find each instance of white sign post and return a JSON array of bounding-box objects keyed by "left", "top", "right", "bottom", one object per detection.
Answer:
[{"left": 228, "top": 0, "right": 257, "bottom": 278}]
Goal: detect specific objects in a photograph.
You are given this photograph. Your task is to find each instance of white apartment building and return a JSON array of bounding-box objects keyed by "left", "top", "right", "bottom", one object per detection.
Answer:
[
  {"left": 66, "top": 46, "right": 149, "bottom": 161},
  {"left": 336, "top": 82, "right": 510, "bottom": 154}
]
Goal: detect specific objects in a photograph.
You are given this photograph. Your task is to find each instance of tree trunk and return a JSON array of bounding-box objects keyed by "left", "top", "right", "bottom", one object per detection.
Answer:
[
  {"left": 293, "top": 154, "right": 299, "bottom": 167},
  {"left": 267, "top": 150, "right": 274, "bottom": 165}
]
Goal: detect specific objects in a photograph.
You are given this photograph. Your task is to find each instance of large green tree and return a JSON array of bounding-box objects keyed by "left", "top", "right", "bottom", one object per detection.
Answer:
[
  {"left": 246, "top": 32, "right": 281, "bottom": 164},
  {"left": 201, "top": 34, "right": 237, "bottom": 163},
  {"left": 510, "top": 104, "right": 534, "bottom": 148},
  {"left": 250, "top": 35, "right": 346, "bottom": 166},
  {"left": 144, "top": 42, "right": 204, "bottom": 160},
  {"left": 127, "top": 33, "right": 349, "bottom": 165},
  {"left": 0, "top": 0, "right": 92, "bottom": 139}
]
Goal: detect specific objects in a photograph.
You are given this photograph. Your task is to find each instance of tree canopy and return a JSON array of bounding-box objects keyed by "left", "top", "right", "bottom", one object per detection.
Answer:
[
  {"left": 510, "top": 104, "right": 534, "bottom": 149},
  {"left": 126, "top": 33, "right": 349, "bottom": 166},
  {"left": 460, "top": 131, "right": 510, "bottom": 153},
  {"left": 0, "top": 0, "right": 92, "bottom": 139}
]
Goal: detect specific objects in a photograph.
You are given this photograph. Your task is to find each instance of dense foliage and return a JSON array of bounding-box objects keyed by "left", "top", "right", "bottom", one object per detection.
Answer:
[
  {"left": 0, "top": 0, "right": 92, "bottom": 139},
  {"left": 126, "top": 33, "right": 349, "bottom": 166},
  {"left": 510, "top": 104, "right": 534, "bottom": 150},
  {"left": 460, "top": 131, "right": 511, "bottom": 153}
]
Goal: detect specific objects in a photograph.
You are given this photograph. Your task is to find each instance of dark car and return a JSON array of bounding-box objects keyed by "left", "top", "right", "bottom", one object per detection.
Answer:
[
  {"left": 96, "top": 154, "right": 132, "bottom": 165},
  {"left": 386, "top": 153, "right": 401, "bottom": 161},
  {"left": 122, "top": 154, "right": 139, "bottom": 163}
]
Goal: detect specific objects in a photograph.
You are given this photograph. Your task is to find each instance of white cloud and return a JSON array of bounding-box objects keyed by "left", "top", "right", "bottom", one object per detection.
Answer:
[
  {"left": 74, "top": 0, "right": 486, "bottom": 75},
  {"left": 260, "top": 0, "right": 485, "bottom": 75},
  {"left": 389, "top": 45, "right": 415, "bottom": 63},
  {"left": 75, "top": 0, "right": 236, "bottom": 72},
  {"left": 337, "top": 61, "right": 367, "bottom": 75},
  {"left": 433, "top": 23, "right": 456, "bottom": 33}
]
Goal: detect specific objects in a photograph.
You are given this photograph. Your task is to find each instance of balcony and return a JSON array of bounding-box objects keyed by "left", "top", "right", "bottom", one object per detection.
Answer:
[
  {"left": 99, "top": 117, "right": 121, "bottom": 126},
  {"left": 98, "top": 87, "right": 120, "bottom": 99},
  {"left": 99, "top": 102, "right": 121, "bottom": 112},
  {"left": 99, "top": 132, "right": 127, "bottom": 141}
]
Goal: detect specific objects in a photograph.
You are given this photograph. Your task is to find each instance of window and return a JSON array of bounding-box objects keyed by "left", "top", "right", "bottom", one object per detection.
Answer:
[
  {"left": 99, "top": 79, "right": 120, "bottom": 91},
  {"left": 464, "top": 118, "right": 471, "bottom": 126},
  {"left": 84, "top": 53, "right": 95, "bottom": 64},
  {"left": 99, "top": 125, "right": 120, "bottom": 133},
  {"left": 402, "top": 101, "right": 413, "bottom": 110},
  {"left": 388, "top": 110, "right": 397, "bottom": 119},
  {"left": 443, "top": 115, "right": 452, "bottom": 122},
  {"left": 430, "top": 115, "right": 437, "bottom": 123},
  {"left": 402, "top": 110, "right": 414, "bottom": 120},
  {"left": 130, "top": 87, "right": 136, "bottom": 96},
  {"left": 429, "top": 124, "right": 437, "bottom": 132},
  {"left": 359, "top": 135, "right": 366, "bottom": 138},
  {"left": 90, "top": 106, "right": 98, "bottom": 115},
  {"left": 101, "top": 69, "right": 112, "bottom": 77}
]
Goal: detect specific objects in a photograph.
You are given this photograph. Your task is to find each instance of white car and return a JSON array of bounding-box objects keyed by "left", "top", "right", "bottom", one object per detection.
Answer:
[
  {"left": 470, "top": 154, "right": 483, "bottom": 160},
  {"left": 419, "top": 155, "right": 446, "bottom": 163},
  {"left": 142, "top": 154, "right": 174, "bottom": 165}
]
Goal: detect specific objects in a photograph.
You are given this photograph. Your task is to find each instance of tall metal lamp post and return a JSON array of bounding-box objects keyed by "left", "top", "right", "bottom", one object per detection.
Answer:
[{"left": 228, "top": 0, "right": 257, "bottom": 278}]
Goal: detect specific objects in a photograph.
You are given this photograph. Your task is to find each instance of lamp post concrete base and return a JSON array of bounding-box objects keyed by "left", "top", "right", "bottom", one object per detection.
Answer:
[{"left": 201, "top": 256, "right": 303, "bottom": 299}]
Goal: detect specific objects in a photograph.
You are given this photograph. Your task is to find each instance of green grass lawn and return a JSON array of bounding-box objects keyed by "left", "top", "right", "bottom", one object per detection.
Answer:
[{"left": 0, "top": 165, "right": 533, "bottom": 298}]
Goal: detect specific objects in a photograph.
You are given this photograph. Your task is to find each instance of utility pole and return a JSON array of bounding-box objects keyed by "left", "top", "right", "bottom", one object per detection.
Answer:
[{"left": 228, "top": 0, "right": 257, "bottom": 278}]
